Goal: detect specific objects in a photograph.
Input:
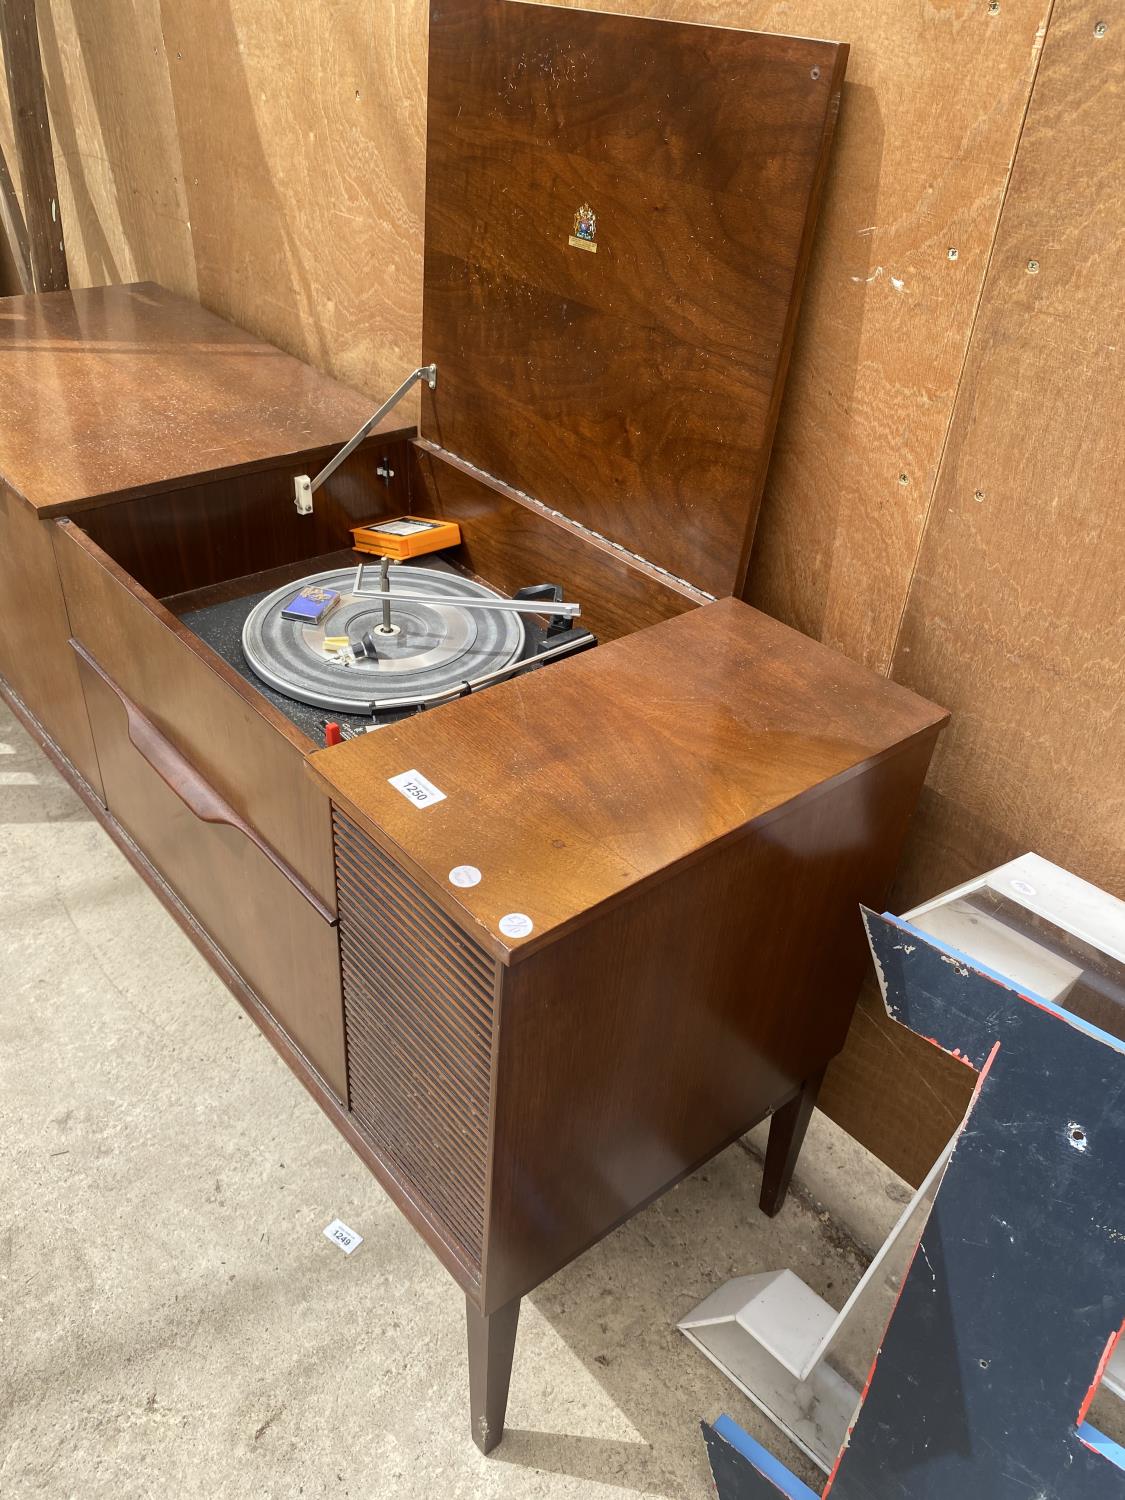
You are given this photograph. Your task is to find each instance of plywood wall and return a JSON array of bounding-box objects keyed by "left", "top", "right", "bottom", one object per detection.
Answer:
[
  {"left": 817, "top": 0, "right": 1125, "bottom": 1179},
  {"left": 1, "top": 0, "right": 428, "bottom": 400},
  {"left": 2, "top": 0, "right": 1120, "bottom": 1183}
]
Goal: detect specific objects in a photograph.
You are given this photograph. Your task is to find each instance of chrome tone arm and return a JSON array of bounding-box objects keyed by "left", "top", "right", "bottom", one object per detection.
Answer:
[{"left": 293, "top": 363, "right": 437, "bottom": 514}]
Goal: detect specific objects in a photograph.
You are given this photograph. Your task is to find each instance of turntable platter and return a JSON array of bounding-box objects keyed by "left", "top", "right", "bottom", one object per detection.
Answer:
[{"left": 241, "top": 565, "right": 526, "bottom": 713}]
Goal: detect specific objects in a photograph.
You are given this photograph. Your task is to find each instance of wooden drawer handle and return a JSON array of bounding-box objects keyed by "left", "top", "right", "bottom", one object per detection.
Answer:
[{"left": 70, "top": 639, "right": 335, "bottom": 924}]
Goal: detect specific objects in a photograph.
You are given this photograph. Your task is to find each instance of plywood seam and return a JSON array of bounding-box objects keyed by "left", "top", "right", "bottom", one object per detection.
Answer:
[{"left": 886, "top": 0, "right": 1058, "bottom": 670}]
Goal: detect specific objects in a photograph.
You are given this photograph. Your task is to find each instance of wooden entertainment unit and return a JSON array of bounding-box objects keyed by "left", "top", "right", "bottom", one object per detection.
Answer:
[{"left": 0, "top": 0, "right": 946, "bottom": 1452}]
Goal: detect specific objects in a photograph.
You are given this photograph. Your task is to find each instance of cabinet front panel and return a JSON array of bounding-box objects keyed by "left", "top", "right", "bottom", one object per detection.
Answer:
[
  {"left": 74, "top": 646, "right": 347, "bottom": 1099},
  {"left": 53, "top": 518, "right": 336, "bottom": 911},
  {"left": 333, "top": 809, "right": 498, "bottom": 1272}
]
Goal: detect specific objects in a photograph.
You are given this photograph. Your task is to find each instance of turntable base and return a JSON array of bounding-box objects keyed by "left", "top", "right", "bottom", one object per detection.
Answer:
[{"left": 241, "top": 565, "right": 527, "bottom": 715}]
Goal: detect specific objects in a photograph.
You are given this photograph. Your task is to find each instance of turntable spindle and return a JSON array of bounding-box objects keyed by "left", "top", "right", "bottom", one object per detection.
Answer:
[{"left": 376, "top": 556, "right": 394, "bottom": 636}]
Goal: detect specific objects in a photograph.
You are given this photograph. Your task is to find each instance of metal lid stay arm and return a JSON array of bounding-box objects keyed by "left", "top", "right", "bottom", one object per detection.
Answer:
[{"left": 293, "top": 363, "right": 437, "bottom": 515}]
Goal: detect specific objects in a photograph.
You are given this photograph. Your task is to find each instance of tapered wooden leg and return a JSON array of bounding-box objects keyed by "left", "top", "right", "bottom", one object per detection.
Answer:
[
  {"left": 759, "top": 1068, "right": 825, "bottom": 1217},
  {"left": 466, "top": 1294, "right": 520, "bottom": 1454}
]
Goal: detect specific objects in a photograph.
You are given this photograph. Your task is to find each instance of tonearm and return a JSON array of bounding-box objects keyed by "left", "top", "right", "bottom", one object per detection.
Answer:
[{"left": 292, "top": 364, "right": 438, "bottom": 515}]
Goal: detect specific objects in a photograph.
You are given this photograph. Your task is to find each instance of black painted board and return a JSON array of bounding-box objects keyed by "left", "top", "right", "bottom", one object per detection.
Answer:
[
  {"left": 832, "top": 913, "right": 1125, "bottom": 1498},
  {"left": 704, "top": 913, "right": 1125, "bottom": 1498}
]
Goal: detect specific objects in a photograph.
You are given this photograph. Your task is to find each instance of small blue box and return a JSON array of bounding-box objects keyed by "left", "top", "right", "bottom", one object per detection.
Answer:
[{"left": 281, "top": 586, "right": 340, "bottom": 624}]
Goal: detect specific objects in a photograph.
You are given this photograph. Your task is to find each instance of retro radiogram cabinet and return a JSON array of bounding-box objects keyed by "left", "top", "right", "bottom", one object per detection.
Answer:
[{"left": 0, "top": 0, "right": 947, "bottom": 1453}]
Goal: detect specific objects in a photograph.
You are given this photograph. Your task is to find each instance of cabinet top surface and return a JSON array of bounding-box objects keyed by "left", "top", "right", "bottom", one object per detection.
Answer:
[
  {"left": 0, "top": 282, "right": 412, "bottom": 512},
  {"left": 310, "top": 598, "right": 946, "bottom": 961}
]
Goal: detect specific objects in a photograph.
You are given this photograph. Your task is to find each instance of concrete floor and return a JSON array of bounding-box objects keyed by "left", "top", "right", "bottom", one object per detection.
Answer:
[{"left": 0, "top": 701, "right": 911, "bottom": 1499}]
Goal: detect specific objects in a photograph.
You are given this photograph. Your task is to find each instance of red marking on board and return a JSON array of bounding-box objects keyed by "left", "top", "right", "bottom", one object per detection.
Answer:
[
  {"left": 917, "top": 1033, "right": 977, "bottom": 1068},
  {"left": 970, "top": 1040, "right": 1002, "bottom": 1100},
  {"left": 823, "top": 1039, "right": 1003, "bottom": 1499},
  {"left": 1077, "top": 1320, "right": 1125, "bottom": 1427}
]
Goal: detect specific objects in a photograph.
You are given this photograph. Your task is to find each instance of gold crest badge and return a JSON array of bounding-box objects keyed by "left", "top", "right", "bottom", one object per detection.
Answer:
[{"left": 568, "top": 203, "right": 597, "bottom": 254}]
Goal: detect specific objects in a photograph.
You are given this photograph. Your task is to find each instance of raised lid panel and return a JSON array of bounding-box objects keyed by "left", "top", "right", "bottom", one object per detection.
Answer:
[
  {"left": 422, "top": 0, "right": 847, "bottom": 597},
  {"left": 309, "top": 597, "right": 946, "bottom": 962},
  {"left": 0, "top": 282, "right": 413, "bottom": 513}
]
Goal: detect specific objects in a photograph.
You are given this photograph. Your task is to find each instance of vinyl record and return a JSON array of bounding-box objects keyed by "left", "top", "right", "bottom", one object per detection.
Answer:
[{"left": 241, "top": 565, "right": 526, "bottom": 713}]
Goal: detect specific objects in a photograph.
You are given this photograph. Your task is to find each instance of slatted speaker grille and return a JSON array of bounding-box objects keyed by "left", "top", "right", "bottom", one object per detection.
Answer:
[{"left": 332, "top": 810, "right": 497, "bottom": 1269}]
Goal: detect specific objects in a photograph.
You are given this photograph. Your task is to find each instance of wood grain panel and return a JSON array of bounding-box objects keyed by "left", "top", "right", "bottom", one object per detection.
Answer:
[
  {"left": 408, "top": 441, "right": 706, "bottom": 643},
  {"left": 818, "top": 972, "right": 975, "bottom": 1185},
  {"left": 17, "top": 0, "right": 195, "bottom": 295},
  {"left": 311, "top": 597, "right": 946, "bottom": 964},
  {"left": 893, "top": 0, "right": 1125, "bottom": 900},
  {"left": 0, "top": 486, "right": 102, "bottom": 794},
  {"left": 0, "top": 283, "right": 414, "bottom": 514},
  {"left": 81, "top": 445, "right": 410, "bottom": 601},
  {"left": 0, "top": 138, "right": 32, "bottom": 293},
  {"left": 422, "top": 0, "right": 846, "bottom": 597},
  {"left": 74, "top": 644, "right": 348, "bottom": 1099},
  {"left": 158, "top": 0, "right": 428, "bottom": 408},
  {"left": 824, "top": 0, "right": 1125, "bottom": 1185},
  {"left": 53, "top": 519, "right": 338, "bottom": 910},
  {"left": 0, "top": 0, "right": 425, "bottom": 400},
  {"left": 546, "top": 0, "right": 1053, "bottom": 665},
  {"left": 482, "top": 732, "right": 939, "bottom": 1310}
]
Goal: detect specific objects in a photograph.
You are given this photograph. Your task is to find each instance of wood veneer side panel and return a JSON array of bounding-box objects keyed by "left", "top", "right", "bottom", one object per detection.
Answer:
[
  {"left": 31, "top": 428, "right": 416, "bottom": 523},
  {"left": 481, "top": 732, "right": 938, "bottom": 1312},
  {"left": 0, "top": 486, "right": 102, "bottom": 797},
  {"left": 819, "top": 971, "right": 975, "bottom": 1186},
  {"left": 79, "top": 443, "right": 411, "bottom": 599},
  {"left": 819, "top": 0, "right": 1125, "bottom": 1187},
  {"left": 52, "top": 520, "right": 337, "bottom": 911},
  {"left": 407, "top": 443, "right": 706, "bottom": 643}
]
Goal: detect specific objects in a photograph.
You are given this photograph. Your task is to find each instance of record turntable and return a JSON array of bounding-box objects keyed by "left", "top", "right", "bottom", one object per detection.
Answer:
[{"left": 239, "top": 560, "right": 594, "bottom": 721}]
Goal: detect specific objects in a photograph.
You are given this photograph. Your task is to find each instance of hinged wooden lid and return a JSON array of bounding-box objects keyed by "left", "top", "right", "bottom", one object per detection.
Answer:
[{"left": 421, "top": 0, "right": 846, "bottom": 598}]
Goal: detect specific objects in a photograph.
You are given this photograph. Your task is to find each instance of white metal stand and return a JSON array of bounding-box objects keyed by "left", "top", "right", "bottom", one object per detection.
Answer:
[{"left": 679, "top": 1141, "right": 952, "bottom": 1471}]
